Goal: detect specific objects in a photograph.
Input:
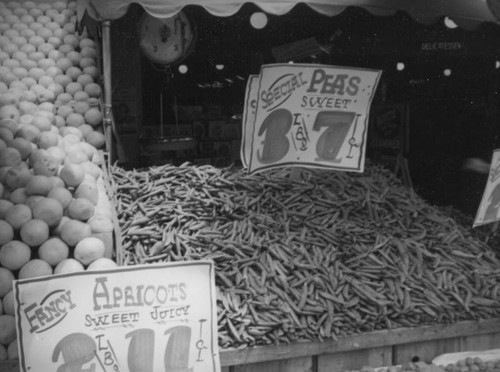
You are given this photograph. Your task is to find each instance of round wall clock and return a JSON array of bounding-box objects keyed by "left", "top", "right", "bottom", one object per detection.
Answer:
[{"left": 138, "top": 10, "right": 196, "bottom": 65}]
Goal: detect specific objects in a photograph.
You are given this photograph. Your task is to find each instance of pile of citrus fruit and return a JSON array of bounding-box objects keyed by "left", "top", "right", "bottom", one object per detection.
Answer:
[{"left": 0, "top": 0, "right": 118, "bottom": 359}]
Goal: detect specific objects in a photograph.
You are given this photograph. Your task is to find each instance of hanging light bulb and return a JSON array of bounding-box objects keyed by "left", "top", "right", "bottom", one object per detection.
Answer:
[
  {"left": 178, "top": 64, "right": 188, "bottom": 74},
  {"left": 215, "top": 64, "right": 224, "bottom": 70},
  {"left": 444, "top": 17, "right": 458, "bottom": 29},
  {"left": 396, "top": 62, "right": 405, "bottom": 71},
  {"left": 443, "top": 68, "right": 452, "bottom": 76},
  {"left": 250, "top": 12, "right": 268, "bottom": 29}
]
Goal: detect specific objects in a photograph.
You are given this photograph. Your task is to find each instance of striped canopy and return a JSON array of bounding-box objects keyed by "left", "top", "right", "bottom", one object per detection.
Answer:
[{"left": 77, "top": 0, "right": 499, "bottom": 30}]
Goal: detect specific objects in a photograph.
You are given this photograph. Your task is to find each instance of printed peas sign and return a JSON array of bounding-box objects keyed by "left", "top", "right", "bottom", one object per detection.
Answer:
[
  {"left": 241, "top": 64, "right": 382, "bottom": 173},
  {"left": 474, "top": 149, "right": 500, "bottom": 227},
  {"left": 13, "top": 261, "right": 220, "bottom": 372}
]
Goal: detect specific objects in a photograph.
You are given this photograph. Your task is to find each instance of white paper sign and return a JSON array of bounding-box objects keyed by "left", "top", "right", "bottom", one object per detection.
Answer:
[
  {"left": 245, "top": 63, "right": 381, "bottom": 174},
  {"left": 474, "top": 149, "right": 500, "bottom": 226},
  {"left": 14, "top": 261, "right": 220, "bottom": 372},
  {"left": 240, "top": 74, "right": 259, "bottom": 167}
]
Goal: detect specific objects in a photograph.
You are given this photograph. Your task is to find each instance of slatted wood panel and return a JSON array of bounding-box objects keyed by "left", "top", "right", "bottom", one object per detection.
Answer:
[
  {"left": 2, "top": 320, "right": 500, "bottom": 372},
  {"left": 220, "top": 319, "right": 500, "bottom": 367},
  {"left": 232, "top": 356, "right": 313, "bottom": 372},
  {"left": 461, "top": 333, "right": 500, "bottom": 353},
  {"left": 393, "top": 337, "right": 463, "bottom": 364},
  {"left": 317, "top": 346, "right": 393, "bottom": 372}
]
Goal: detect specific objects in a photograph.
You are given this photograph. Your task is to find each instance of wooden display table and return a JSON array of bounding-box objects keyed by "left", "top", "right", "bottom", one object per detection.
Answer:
[{"left": 2, "top": 318, "right": 499, "bottom": 372}]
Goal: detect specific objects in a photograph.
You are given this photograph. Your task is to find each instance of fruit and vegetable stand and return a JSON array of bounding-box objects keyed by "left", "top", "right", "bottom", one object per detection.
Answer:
[{"left": 2, "top": 0, "right": 500, "bottom": 371}]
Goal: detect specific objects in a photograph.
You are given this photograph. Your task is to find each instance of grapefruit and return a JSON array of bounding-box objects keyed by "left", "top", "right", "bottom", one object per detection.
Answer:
[
  {"left": 74, "top": 236, "right": 105, "bottom": 266},
  {"left": 0, "top": 240, "right": 31, "bottom": 270},
  {"left": 18, "top": 259, "right": 52, "bottom": 279},
  {"left": 20, "top": 218, "right": 49, "bottom": 247}
]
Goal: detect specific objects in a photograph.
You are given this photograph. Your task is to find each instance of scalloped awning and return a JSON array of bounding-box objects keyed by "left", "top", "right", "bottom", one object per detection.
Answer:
[{"left": 77, "top": 0, "right": 499, "bottom": 30}]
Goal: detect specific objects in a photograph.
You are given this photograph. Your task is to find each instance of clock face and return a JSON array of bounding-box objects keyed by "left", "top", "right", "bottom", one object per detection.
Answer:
[{"left": 138, "top": 11, "right": 195, "bottom": 65}]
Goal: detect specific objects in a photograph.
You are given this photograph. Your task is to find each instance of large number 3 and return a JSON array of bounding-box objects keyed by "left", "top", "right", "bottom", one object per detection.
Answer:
[{"left": 257, "top": 108, "right": 292, "bottom": 164}]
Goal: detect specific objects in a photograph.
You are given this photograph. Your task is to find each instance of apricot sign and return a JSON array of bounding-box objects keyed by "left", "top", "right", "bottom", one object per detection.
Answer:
[
  {"left": 13, "top": 261, "right": 220, "bottom": 372},
  {"left": 242, "top": 64, "right": 382, "bottom": 174}
]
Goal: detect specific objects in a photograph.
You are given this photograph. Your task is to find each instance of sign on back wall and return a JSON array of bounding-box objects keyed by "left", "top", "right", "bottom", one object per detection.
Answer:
[
  {"left": 242, "top": 64, "right": 382, "bottom": 174},
  {"left": 14, "top": 261, "right": 220, "bottom": 372}
]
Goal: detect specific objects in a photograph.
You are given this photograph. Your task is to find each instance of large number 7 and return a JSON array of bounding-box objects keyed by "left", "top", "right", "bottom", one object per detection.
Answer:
[{"left": 313, "top": 111, "right": 357, "bottom": 163}]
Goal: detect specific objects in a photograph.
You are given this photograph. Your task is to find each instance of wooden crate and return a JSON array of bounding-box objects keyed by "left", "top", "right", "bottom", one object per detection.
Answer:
[
  {"left": 219, "top": 318, "right": 500, "bottom": 372},
  {"left": 1, "top": 318, "right": 499, "bottom": 371}
]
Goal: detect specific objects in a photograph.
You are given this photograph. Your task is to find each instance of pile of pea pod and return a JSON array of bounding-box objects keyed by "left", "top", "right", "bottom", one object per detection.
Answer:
[{"left": 109, "top": 161, "right": 500, "bottom": 348}]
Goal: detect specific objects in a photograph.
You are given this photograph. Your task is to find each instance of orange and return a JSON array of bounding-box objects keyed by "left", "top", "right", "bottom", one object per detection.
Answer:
[
  {"left": 0, "top": 127, "right": 14, "bottom": 143},
  {"left": 65, "top": 112, "right": 84, "bottom": 127},
  {"left": 30, "top": 115, "right": 52, "bottom": 132},
  {"left": 46, "top": 147, "right": 66, "bottom": 165},
  {"left": 54, "top": 258, "right": 84, "bottom": 274},
  {"left": 66, "top": 65, "right": 82, "bottom": 81},
  {"left": 60, "top": 219, "right": 92, "bottom": 246},
  {"left": 74, "top": 237, "right": 105, "bottom": 266},
  {"left": 46, "top": 187, "right": 72, "bottom": 209},
  {"left": 7, "top": 339, "right": 17, "bottom": 360},
  {"left": 3, "top": 164, "right": 32, "bottom": 189},
  {"left": 73, "top": 101, "right": 90, "bottom": 115},
  {"left": 8, "top": 187, "right": 29, "bottom": 204},
  {"left": 0, "top": 240, "right": 31, "bottom": 270},
  {"left": 18, "top": 259, "right": 53, "bottom": 279},
  {"left": 0, "top": 314, "right": 16, "bottom": 345},
  {"left": 84, "top": 107, "right": 102, "bottom": 127},
  {"left": 37, "top": 131, "right": 58, "bottom": 149},
  {"left": 2, "top": 291, "right": 14, "bottom": 316},
  {"left": 51, "top": 215, "right": 70, "bottom": 237},
  {"left": 0, "top": 220, "right": 14, "bottom": 246},
  {"left": 0, "top": 267, "right": 14, "bottom": 297},
  {"left": 64, "top": 149, "right": 88, "bottom": 165},
  {"left": 72, "top": 90, "right": 89, "bottom": 102},
  {"left": 25, "top": 174, "right": 53, "bottom": 196},
  {"left": 28, "top": 148, "right": 49, "bottom": 167},
  {"left": 15, "top": 124, "right": 41, "bottom": 143},
  {"left": 0, "top": 105, "right": 20, "bottom": 121},
  {"left": 31, "top": 154, "right": 59, "bottom": 177},
  {"left": 7, "top": 137, "right": 32, "bottom": 160},
  {"left": 65, "top": 81, "right": 82, "bottom": 96},
  {"left": 24, "top": 195, "right": 44, "bottom": 210},
  {"left": 31, "top": 197, "right": 63, "bottom": 228},
  {"left": 4, "top": 203, "right": 32, "bottom": 230},
  {"left": 49, "top": 176, "right": 65, "bottom": 189},
  {"left": 0, "top": 200, "right": 14, "bottom": 219},
  {"left": 85, "top": 131, "right": 105, "bottom": 149},
  {"left": 74, "top": 182, "right": 98, "bottom": 205},
  {"left": 20, "top": 218, "right": 49, "bottom": 247},
  {"left": 84, "top": 82, "right": 101, "bottom": 98},
  {"left": 38, "top": 237, "right": 69, "bottom": 267},
  {"left": 59, "top": 162, "right": 85, "bottom": 187},
  {"left": 67, "top": 198, "right": 95, "bottom": 221},
  {"left": 0, "top": 147, "right": 22, "bottom": 167},
  {"left": 87, "top": 257, "right": 117, "bottom": 271}
]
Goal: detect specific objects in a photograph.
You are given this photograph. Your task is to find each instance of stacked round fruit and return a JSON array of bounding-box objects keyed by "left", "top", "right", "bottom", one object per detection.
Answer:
[
  {"left": 0, "top": 0, "right": 118, "bottom": 360},
  {"left": 442, "top": 357, "right": 500, "bottom": 372}
]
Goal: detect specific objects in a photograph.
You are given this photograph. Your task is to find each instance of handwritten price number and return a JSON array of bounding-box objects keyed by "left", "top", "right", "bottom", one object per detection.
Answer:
[
  {"left": 52, "top": 326, "right": 193, "bottom": 372},
  {"left": 256, "top": 109, "right": 357, "bottom": 164},
  {"left": 313, "top": 111, "right": 356, "bottom": 162}
]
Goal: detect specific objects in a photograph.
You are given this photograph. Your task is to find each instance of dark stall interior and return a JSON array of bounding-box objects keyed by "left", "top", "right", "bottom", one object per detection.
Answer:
[{"left": 111, "top": 3, "right": 500, "bottom": 216}]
